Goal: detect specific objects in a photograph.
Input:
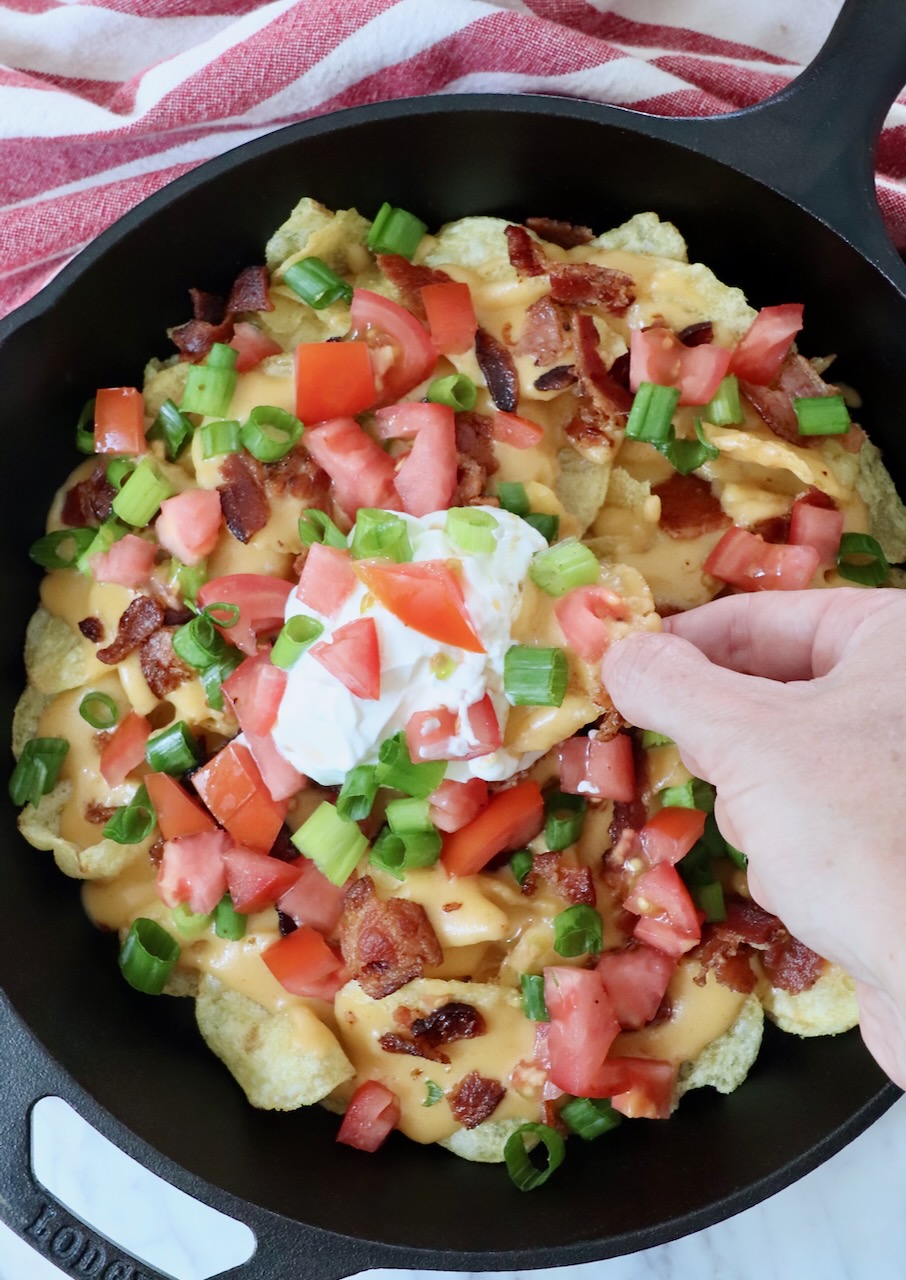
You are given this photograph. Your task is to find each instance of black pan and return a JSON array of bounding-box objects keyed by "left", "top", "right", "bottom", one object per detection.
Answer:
[{"left": 1, "top": 2, "right": 905, "bottom": 1275}]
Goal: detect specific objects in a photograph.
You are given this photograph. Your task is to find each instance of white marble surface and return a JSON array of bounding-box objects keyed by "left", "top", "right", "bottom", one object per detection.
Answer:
[{"left": 2, "top": 1091, "right": 905, "bottom": 1280}]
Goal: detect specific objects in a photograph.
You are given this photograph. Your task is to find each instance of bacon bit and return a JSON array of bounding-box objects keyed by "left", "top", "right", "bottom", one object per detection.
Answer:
[
  {"left": 139, "top": 628, "right": 192, "bottom": 699},
  {"left": 376, "top": 254, "right": 451, "bottom": 319},
  {"left": 218, "top": 453, "right": 270, "bottom": 544},
  {"left": 170, "top": 316, "right": 234, "bottom": 363},
  {"left": 226, "top": 265, "right": 274, "bottom": 314},
  {"left": 264, "top": 447, "right": 332, "bottom": 506},
  {"left": 452, "top": 411, "right": 499, "bottom": 505},
  {"left": 505, "top": 224, "right": 546, "bottom": 277},
  {"left": 61, "top": 465, "right": 116, "bottom": 529},
  {"left": 694, "top": 896, "right": 822, "bottom": 995},
  {"left": 527, "top": 852, "right": 596, "bottom": 906},
  {"left": 678, "top": 321, "right": 715, "bottom": 347},
  {"left": 526, "top": 217, "right": 594, "bottom": 249},
  {"left": 411, "top": 1001, "right": 486, "bottom": 1048},
  {"left": 534, "top": 365, "right": 577, "bottom": 391},
  {"left": 442, "top": 902, "right": 462, "bottom": 912},
  {"left": 190, "top": 288, "right": 226, "bottom": 324},
  {"left": 609, "top": 351, "right": 631, "bottom": 389},
  {"left": 653, "top": 473, "right": 731, "bottom": 540},
  {"left": 78, "top": 616, "right": 104, "bottom": 644},
  {"left": 85, "top": 801, "right": 117, "bottom": 825},
  {"left": 475, "top": 328, "right": 519, "bottom": 413},
  {"left": 572, "top": 313, "right": 633, "bottom": 444},
  {"left": 609, "top": 799, "right": 647, "bottom": 848},
  {"left": 96, "top": 596, "right": 165, "bottom": 666},
  {"left": 514, "top": 296, "right": 568, "bottom": 367},
  {"left": 339, "top": 875, "right": 442, "bottom": 1000},
  {"left": 740, "top": 353, "right": 837, "bottom": 446},
  {"left": 762, "top": 935, "right": 825, "bottom": 993},
  {"left": 448, "top": 1071, "right": 506, "bottom": 1129},
  {"left": 269, "top": 825, "right": 302, "bottom": 864},
  {"left": 751, "top": 514, "right": 791, "bottom": 544},
  {"left": 549, "top": 263, "right": 635, "bottom": 312},
  {"left": 378, "top": 1031, "right": 450, "bottom": 1064}
]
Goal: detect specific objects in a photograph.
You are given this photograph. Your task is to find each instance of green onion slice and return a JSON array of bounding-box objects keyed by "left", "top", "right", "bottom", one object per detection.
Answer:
[
  {"left": 172, "top": 613, "right": 230, "bottom": 670},
  {"left": 560, "top": 1096, "right": 621, "bottom": 1140},
  {"left": 200, "top": 651, "right": 243, "bottom": 713},
  {"left": 641, "top": 729, "right": 674, "bottom": 748},
  {"left": 202, "top": 601, "right": 240, "bottom": 629},
  {"left": 298, "top": 508, "right": 347, "bottom": 549},
  {"left": 170, "top": 559, "right": 208, "bottom": 604},
  {"left": 104, "top": 784, "right": 156, "bottom": 845},
  {"left": 283, "top": 257, "right": 353, "bottom": 309},
  {"left": 626, "top": 381, "right": 680, "bottom": 444},
  {"left": 658, "top": 419, "right": 720, "bottom": 476},
  {"left": 198, "top": 419, "right": 241, "bottom": 460},
  {"left": 147, "top": 398, "right": 193, "bottom": 461},
  {"left": 692, "top": 879, "right": 727, "bottom": 922},
  {"left": 553, "top": 903, "right": 604, "bottom": 956},
  {"left": 111, "top": 457, "right": 174, "bottom": 527},
  {"left": 386, "top": 796, "right": 434, "bottom": 835},
  {"left": 503, "top": 1123, "right": 566, "bottom": 1191},
  {"left": 398, "top": 828, "right": 442, "bottom": 869},
  {"left": 337, "top": 765, "right": 380, "bottom": 823},
  {"left": 369, "top": 828, "right": 407, "bottom": 880},
  {"left": 423, "top": 1081, "right": 444, "bottom": 1107},
  {"left": 445, "top": 507, "right": 498, "bottom": 553},
  {"left": 524, "top": 512, "right": 559, "bottom": 543},
  {"left": 520, "top": 973, "right": 549, "bottom": 1021},
  {"left": 544, "top": 789, "right": 586, "bottom": 852},
  {"left": 367, "top": 202, "right": 427, "bottom": 259},
  {"left": 704, "top": 375, "right": 743, "bottom": 426},
  {"left": 171, "top": 904, "right": 213, "bottom": 940},
  {"left": 794, "top": 394, "right": 851, "bottom": 436},
  {"left": 29, "top": 527, "right": 96, "bottom": 571},
  {"left": 145, "top": 721, "right": 201, "bottom": 776},
  {"left": 350, "top": 508, "right": 412, "bottom": 562},
  {"left": 119, "top": 918, "right": 180, "bottom": 995},
  {"left": 836, "top": 532, "right": 889, "bottom": 586},
  {"left": 208, "top": 342, "right": 238, "bottom": 370},
  {"left": 271, "top": 615, "right": 324, "bottom": 669},
  {"left": 106, "top": 457, "right": 136, "bottom": 491},
  {"left": 78, "top": 692, "right": 119, "bottom": 730},
  {"left": 510, "top": 849, "right": 533, "bottom": 887},
  {"left": 504, "top": 645, "right": 568, "bottom": 707},
  {"left": 9, "top": 738, "right": 69, "bottom": 808},
  {"left": 659, "top": 777, "right": 715, "bottom": 813},
  {"left": 240, "top": 405, "right": 304, "bottom": 463},
  {"left": 75, "top": 398, "right": 97, "bottom": 454},
  {"left": 497, "top": 481, "right": 530, "bottom": 517},
  {"left": 427, "top": 373, "right": 478, "bottom": 412},
  {"left": 529, "top": 538, "right": 599, "bottom": 597},
  {"left": 213, "top": 893, "right": 247, "bottom": 941},
  {"left": 291, "top": 801, "right": 368, "bottom": 886},
  {"left": 181, "top": 362, "right": 236, "bottom": 419},
  {"left": 377, "top": 731, "right": 446, "bottom": 798}
]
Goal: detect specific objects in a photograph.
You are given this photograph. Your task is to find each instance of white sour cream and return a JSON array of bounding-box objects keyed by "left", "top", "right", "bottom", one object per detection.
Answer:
[{"left": 272, "top": 507, "right": 546, "bottom": 786}]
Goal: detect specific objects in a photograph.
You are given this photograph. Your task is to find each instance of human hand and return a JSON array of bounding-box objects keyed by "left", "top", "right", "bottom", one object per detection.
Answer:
[{"left": 602, "top": 587, "right": 906, "bottom": 1088}]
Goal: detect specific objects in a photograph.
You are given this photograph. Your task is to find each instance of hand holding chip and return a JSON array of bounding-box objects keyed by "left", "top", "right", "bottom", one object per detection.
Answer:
[{"left": 603, "top": 588, "right": 906, "bottom": 1089}]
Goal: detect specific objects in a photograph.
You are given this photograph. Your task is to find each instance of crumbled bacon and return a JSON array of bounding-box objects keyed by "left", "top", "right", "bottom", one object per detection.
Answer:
[
  {"left": 609, "top": 799, "right": 647, "bottom": 848},
  {"left": 96, "top": 596, "right": 165, "bottom": 665},
  {"left": 170, "top": 316, "right": 234, "bottom": 362},
  {"left": 78, "top": 616, "right": 104, "bottom": 644},
  {"left": 378, "top": 1032, "right": 449, "bottom": 1064},
  {"left": 750, "top": 514, "right": 791, "bottom": 544},
  {"left": 740, "top": 353, "right": 837, "bottom": 446},
  {"left": 171, "top": 265, "right": 273, "bottom": 362},
  {"left": 505, "top": 224, "right": 546, "bottom": 277},
  {"left": 139, "top": 628, "right": 192, "bottom": 699},
  {"left": 571, "top": 313, "right": 633, "bottom": 445},
  {"left": 218, "top": 453, "right": 270, "bottom": 544},
  {"left": 61, "top": 465, "right": 116, "bottom": 529},
  {"left": 534, "top": 365, "right": 577, "bottom": 391},
  {"left": 652, "top": 473, "right": 731, "bottom": 540},
  {"left": 526, "top": 852, "right": 596, "bottom": 905},
  {"left": 549, "top": 263, "right": 635, "bottom": 312},
  {"left": 452, "top": 411, "right": 498, "bottom": 505},
  {"left": 264, "top": 445, "right": 332, "bottom": 507},
  {"left": 269, "top": 825, "right": 302, "bottom": 864},
  {"left": 447, "top": 1071, "right": 506, "bottom": 1129},
  {"left": 677, "top": 321, "right": 714, "bottom": 347},
  {"left": 514, "top": 297, "right": 568, "bottom": 366},
  {"left": 608, "top": 351, "right": 631, "bottom": 389},
  {"left": 475, "top": 328, "right": 519, "bottom": 413},
  {"left": 525, "top": 217, "right": 594, "bottom": 249},
  {"left": 411, "top": 1001, "right": 486, "bottom": 1048},
  {"left": 694, "top": 895, "right": 824, "bottom": 995},
  {"left": 376, "top": 253, "right": 451, "bottom": 319},
  {"left": 85, "top": 801, "right": 116, "bottom": 825},
  {"left": 190, "top": 288, "right": 226, "bottom": 324},
  {"left": 762, "top": 935, "right": 825, "bottom": 992},
  {"left": 226, "top": 265, "right": 274, "bottom": 315},
  {"left": 338, "top": 875, "right": 442, "bottom": 1000}
]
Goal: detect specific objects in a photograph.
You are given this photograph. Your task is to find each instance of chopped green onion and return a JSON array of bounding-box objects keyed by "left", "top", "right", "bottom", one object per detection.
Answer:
[
  {"left": 271, "top": 615, "right": 324, "bottom": 668},
  {"left": 172, "top": 612, "right": 229, "bottom": 670},
  {"left": 386, "top": 796, "right": 434, "bottom": 835},
  {"left": 240, "top": 405, "right": 304, "bottom": 463},
  {"left": 104, "top": 784, "right": 156, "bottom": 845},
  {"left": 445, "top": 507, "right": 498, "bottom": 553},
  {"left": 497, "top": 482, "right": 530, "bottom": 517},
  {"left": 171, "top": 904, "right": 213, "bottom": 940},
  {"left": 400, "top": 828, "right": 442, "bottom": 869},
  {"left": 350, "top": 508, "right": 412, "bottom": 562},
  {"left": 111, "top": 457, "right": 174, "bottom": 527},
  {"left": 659, "top": 778, "right": 715, "bottom": 813},
  {"left": 119, "top": 918, "right": 180, "bottom": 995},
  {"left": 510, "top": 849, "right": 533, "bottom": 887},
  {"left": 198, "top": 419, "right": 241, "bottom": 459},
  {"left": 641, "top": 729, "right": 674, "bottom": 748},
  {"left": 202, "top": 601, "right": 240, "bottom": 629},
  {"left": 658, "top": 419, "right": 720, "bottom": 476},
  {"left": 520, "top": 973, "right": 549, "bottom": 1021},
  {"left": 367, "top": 202, "right": 427, "bottom": 259},
  {"left": 76, "top": 518, "right": 128, "bottom": 576},
  {"left": 544, "top": 789, "right": 586, "bottom": 852},
  {"left": 376, "top": 731, "right": 446, "bottom": 798},
  {"left": 836, "top": 532, "right": 889, "bottom": 586},
  {"left": 529, "top": 538, "right": 599, "bottom": 597},
  {"left": 298, "top": 508, "right": 347, "bottom": 549},
  {"left": 106, "top": 457, "right": 136, "bottom": 491},
  {"left": 181, "top": 346, "right": 237, "bottom": 418},
  {"left": 704, "top": 375, "right": 743, "bottom": 426},
  {"left": 626, "top": 381, "right": 680, "bottom": 444},
  {"left": 75, "top": 398, "right": 96, "bottom": 454},
  {"left": 291, "top": 801, "right": 368, "bottom": 886},
  {"left": 9, "top": 738, "right": 69, "bottom": 807},
  {"left": 78, "top": 692, "right": 119, "bottom": 730},
  {"left": 147, "top": 399, "right": 193, "bottom": 461},
  {"left": 283, "top": 257, "right": 353, "bottom": 309},
  {"left": 200, "top": 651, "right": 243, "bottom": 713},
  {"left": 369, "top": 828, "right": 407, "bottom": 880},
  {"left": 145, "top": 721, "right": 200, "bottom": 776},
  {"left": 524, "top": 512, "right": 559, "bottom": 543},
  {"left": 553, "top": 903, "right": 603, "bottom": 957},
  {"left": 692, "top": 879, "right": 726, "bottom": 922},
  {"left": 560, "top": 1096, "right": 621, "bottom": 1140},
  {"left": 213, "top": 893, "right": 247, "bottom": 941},
  {"left": 504, "top": 645, "right": 568, "bottom": 707},
  {"left": 207, "top": 343, "right": 238, "bottom": 370},
  {"left": 794, "top": 394, "right": 851, "bottom": 436},
  {"left": 423, "top": 1081, "right": 444, "bottom": 1107},
  {"left": 337, "top": 765, "right": 380, "bottom": 823},
  {"left": 427, "top": 373, "right": 478, "bottom": 412},
  {"left": 503, "top": 1123, "right": 566, "bottom": 1192},
  {"left": 29, "top": 527, "right": 96, "bottom": 571},
  {"left": 170, "top": 559, "right": 208, "bottom": 604}
]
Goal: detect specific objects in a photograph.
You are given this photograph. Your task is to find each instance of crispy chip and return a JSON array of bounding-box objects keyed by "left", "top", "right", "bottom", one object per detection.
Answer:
[
  {"left": 674, "top": 993, "right": 764, "bottom": 1104},
  {"left": 759, "top": 961, "right": 858, "bottom": 1038},
  {"left": 856, "top": 438, "right": 906, "bottom": 564}
]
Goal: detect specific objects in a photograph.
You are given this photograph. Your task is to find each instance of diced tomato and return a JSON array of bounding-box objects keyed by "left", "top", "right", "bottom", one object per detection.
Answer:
[
  {"left": 94, "top": 387, "right": 147, "bottom": 455},
  {"left": 596, "top": 944, "right": 677, "bottom": 1030},
  {"left": 242, "top": 726, "right": 306, "bottom": 804},
  {"left": 350, "top": 288, "right": 437, "bottom": 403},
  {"left": 99, "top": 710, "right": 152, "bottom": 786},
  {"left": 223, "top": 652, "right": 287, "bottom": 737},
  {"left": 355, "top": 559, "right": 484, "bottom": 653},
  {"left": 197, "top": 574, "right": 293, "bottom": 656},
  {"left": 788, "top": 495, "right": 844, "bottom": 567},
  {"left": 624, "top": 863, "right": 702, "bottom": 958},
  {"left": 144, "top": 771, "right": 217, "bottom": 841},
  {"left": 277, "top": 857, "right": 347, "bottom": 935},
  {"left": 155, "top": 490, "right": 223, "bottom": 566},
  {"left": 429, "top": 778, "right": 489, "bottom": 834},
  {"left": 555, "top": 585, "right": 628, "bottom": 664},
  {"left": 639, "top": 806, "right": 707, "bottom": 867},
  {"left": 157, "top": 829, "right": 232, "bottom": 915},
  {"left": 336, "top": 1080, "right": 401, "bottom": 1152},
  {"left": 394, "top": 404, "right": 458, "bottom": 517},
  {"left": 223, "top": 847, "right": 302, "bottom": 914},
  {"left": 420, "top": 281, "right": 478, "bottom": 355},
  {"left": 609, "top": 1058, "right": 677, "bottom": 1119},
  {"left": 294, "top": 341, "right": 376, "bottom": 423},
  {"left": 310, "top": 616, "right": 381, "bottom": 700},
  {"left": 405, "top": 706, "right": 459, "bottom": 762},
  {"left": 191, "top": 741, "right": 287, "bottom": 854},
  {"left": 490, "top": 411, "right": 545, "bottom": 448},
  {"left": 675, "top": 342, "right": 732, "bottom": 406},
  {"left": 303, "top": 416, "right": 399, "bottom": 517},
  {"left": 729, "top": 303, "right": 804, "bottom": 385},
  {"left": 89, "top": 533, "right": 157, "bottom": 589},
  {"left": 463, "top": 694, "right": 502, "bottom": 757},
  {"left": 543, "top": 967, "right": 621, "bottom": 1097},
  {"left": 229, "top": 321, "right": 282, "bottom": 373},
  {"left": 630, "top": 328, "right": 730, "bottom": 406},
  {"left": 295, "top": 543, "right": 357, "bottom": 618},
  {"left": 372, "top": 401, "right": 450, "bottom": 441},
  {"left": 704, "top": 526, "right": 820, "bottom": 591},
  {"left": 558, "top": 733, "right": 636, "bottom": 802},
  {"left": 441, "top": 780, "right": 544, "bottom": 877},
  {"left": 263, "top": 925, "right": 346, "bottom": 1001}
]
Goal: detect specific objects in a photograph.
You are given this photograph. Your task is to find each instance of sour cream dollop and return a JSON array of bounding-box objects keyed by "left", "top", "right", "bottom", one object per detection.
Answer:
[{"left": 272, "top": 507, "right": 547, "bottom": 787}]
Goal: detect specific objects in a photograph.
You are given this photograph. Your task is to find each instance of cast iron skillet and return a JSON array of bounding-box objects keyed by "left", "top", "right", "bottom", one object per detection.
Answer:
[{"left": 1, "top": 1, "right": 906, "bottom": 1276}]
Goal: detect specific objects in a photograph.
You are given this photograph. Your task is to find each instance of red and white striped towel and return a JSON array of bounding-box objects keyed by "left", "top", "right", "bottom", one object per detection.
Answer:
[{"left": 1, "top": 0, "right": 904, "bottom": 320}]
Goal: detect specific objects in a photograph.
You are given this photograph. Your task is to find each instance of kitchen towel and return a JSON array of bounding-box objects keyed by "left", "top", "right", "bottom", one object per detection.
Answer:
[{"left": 0, "top": 0, "right": 904, "bottom": 319}]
